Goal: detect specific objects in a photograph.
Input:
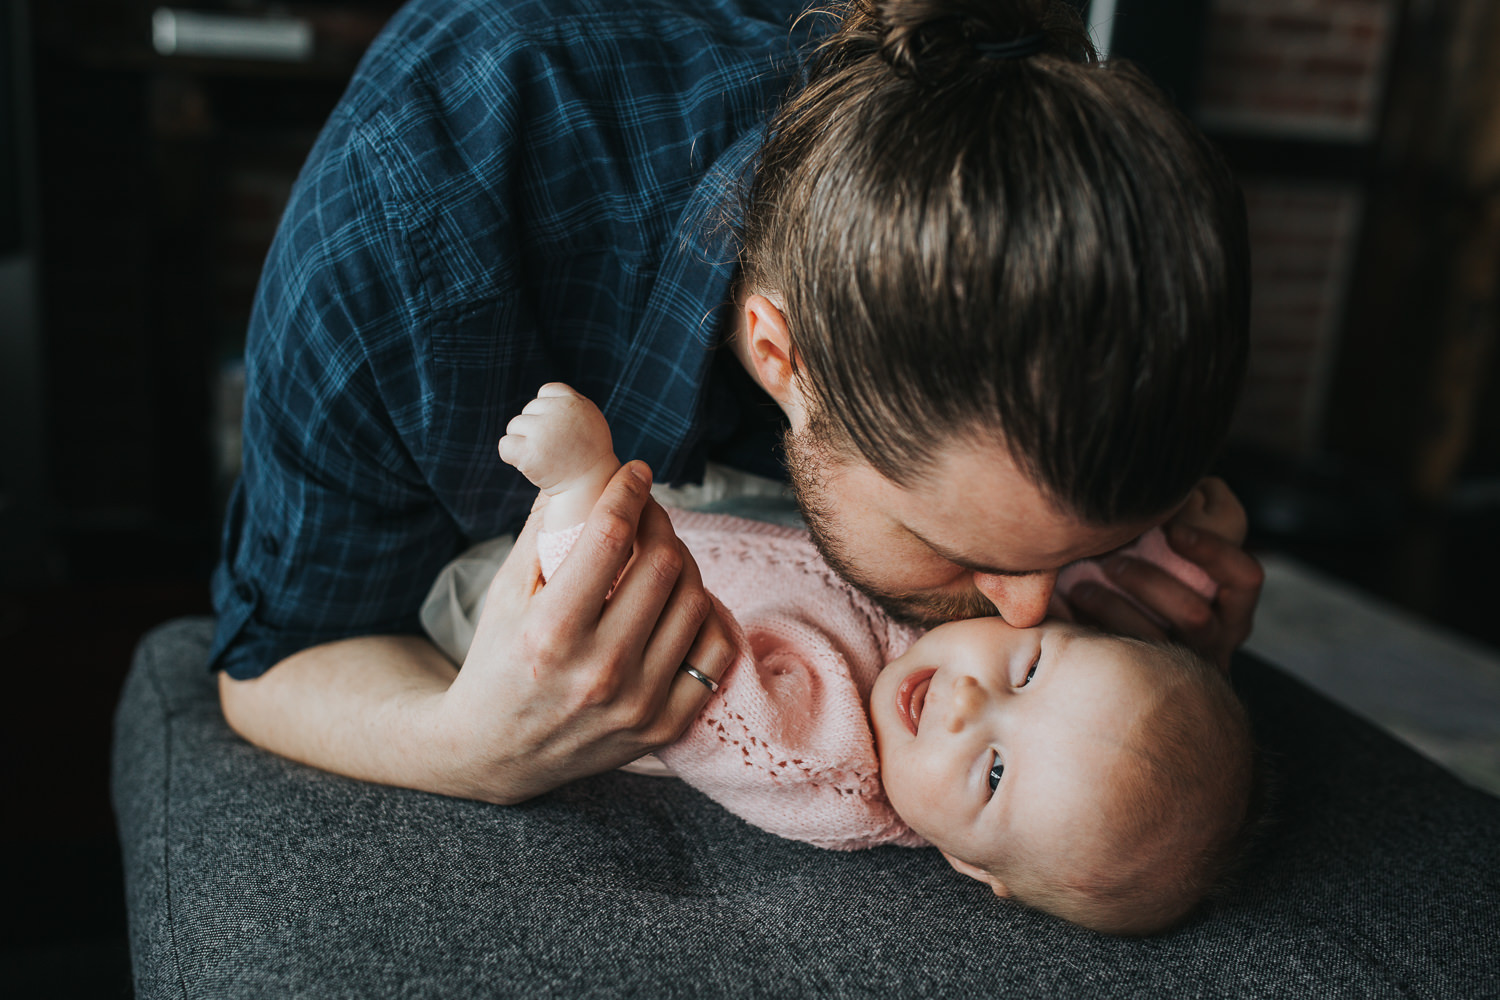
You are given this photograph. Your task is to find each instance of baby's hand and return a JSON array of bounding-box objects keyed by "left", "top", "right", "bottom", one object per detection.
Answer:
[{"left": 499, "top": 383, "right": 617, "bottom": 496}]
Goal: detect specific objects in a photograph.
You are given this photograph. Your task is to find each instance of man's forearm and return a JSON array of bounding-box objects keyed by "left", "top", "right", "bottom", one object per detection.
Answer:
[
  {"left": 217, "top": 467, "right": 733, "bottom": 807},
  {"left": 218, "top": 634, "right": 475, "bottom": 799}
]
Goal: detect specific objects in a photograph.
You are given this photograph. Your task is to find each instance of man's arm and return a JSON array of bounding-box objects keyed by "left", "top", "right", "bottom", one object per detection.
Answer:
[
  {"left": 219, "top": 463, "right": 736, "bottom": 804},
  {"left": 218, "top": 633, "right": 459, "bottom": 791},
  {"left": 1063, "top": 477, "right": 1264, "bottom": 670}
]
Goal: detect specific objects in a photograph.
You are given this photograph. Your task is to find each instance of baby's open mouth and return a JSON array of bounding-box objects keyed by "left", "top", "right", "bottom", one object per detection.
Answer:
[{"left": 896, "top": 668, "right": 938, "bottom": 736}]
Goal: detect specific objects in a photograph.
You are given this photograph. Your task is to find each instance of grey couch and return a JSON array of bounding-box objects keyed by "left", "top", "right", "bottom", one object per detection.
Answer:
[{"left": 114, "top": 618, "right": 1499, "bottom": 998}]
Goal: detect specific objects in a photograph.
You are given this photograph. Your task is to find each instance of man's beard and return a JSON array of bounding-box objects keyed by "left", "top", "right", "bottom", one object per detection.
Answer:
[{"left": 782, "top": 426, "right": 997, "bottom": 628}]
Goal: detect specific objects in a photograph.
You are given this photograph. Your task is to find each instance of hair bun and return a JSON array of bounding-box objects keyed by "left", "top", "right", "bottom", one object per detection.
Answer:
[{"left": 872, "top": 0, "right": 1091, "bottom": 78}]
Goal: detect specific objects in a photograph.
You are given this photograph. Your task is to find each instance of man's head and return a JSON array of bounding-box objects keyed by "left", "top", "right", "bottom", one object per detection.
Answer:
[
  {"left": 869, "top": 617, "right": 1256, "bottom": 935},
  {"left": 732, "top": 0, "right": 1249, "bottom": 622}
]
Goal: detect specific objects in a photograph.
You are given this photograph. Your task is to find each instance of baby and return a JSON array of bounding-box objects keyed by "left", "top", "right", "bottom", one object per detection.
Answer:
[{"left": 489, "top": 383, "right": 1256, "bottom": 935}]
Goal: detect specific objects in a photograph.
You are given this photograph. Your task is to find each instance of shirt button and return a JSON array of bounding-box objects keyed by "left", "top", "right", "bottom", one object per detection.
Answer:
[{"left": 260, "top": 534, "right": 281, "bottom": 557}]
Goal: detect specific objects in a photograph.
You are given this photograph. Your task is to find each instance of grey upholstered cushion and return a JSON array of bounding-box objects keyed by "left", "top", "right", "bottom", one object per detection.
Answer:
[{"left": 113, "top": 615, "right": 1499, "bottom": 998}]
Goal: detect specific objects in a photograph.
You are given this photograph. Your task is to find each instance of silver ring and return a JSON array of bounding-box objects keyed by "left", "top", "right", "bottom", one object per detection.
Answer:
[{"left": 680, "top": 662, "right": 719, "bottom": 693}]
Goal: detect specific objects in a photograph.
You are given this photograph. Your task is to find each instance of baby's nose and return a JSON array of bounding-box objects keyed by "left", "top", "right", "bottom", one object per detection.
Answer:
[{"left": 947, "top": 676, "right": 985, "bottom": 733}]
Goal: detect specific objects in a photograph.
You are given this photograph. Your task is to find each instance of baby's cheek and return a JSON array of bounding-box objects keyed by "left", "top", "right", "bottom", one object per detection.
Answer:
[{"left": 881, "top": 747, "right": 945, "bottom": 821}]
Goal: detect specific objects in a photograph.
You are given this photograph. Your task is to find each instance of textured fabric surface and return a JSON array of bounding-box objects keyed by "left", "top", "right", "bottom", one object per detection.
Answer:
[
  {"left": 209, "top": 0, "right": 807, "bottom": 681},
  {"left": 114, "top": 617, "right": 1500, "bottom": 998}
]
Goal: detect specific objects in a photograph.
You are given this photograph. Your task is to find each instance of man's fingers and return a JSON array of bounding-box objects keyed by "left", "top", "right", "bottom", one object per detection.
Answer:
[
  {"left": 1178, "top": 476, "right": 1249, "bottom": 546},
  {"left": 540, "top": 461, "right": 655, "bottom": 613},
  {"left": 600, "top": 498, "right": 690, "bottom": 651},
  {"left": 1102, "top": 556, "right": 1216, "bottom": 634},
  {"left": 1067, "top": 582, "right": 1169, "bottom": 643},
  {"left": 631, "top": 530, "right": 717, "bottom": 692},
  {"left": 1215, "top": 579, "right": 1260, "bottom": 654},
  {"left": 1167, "top": 520, "right": 1264, "bottom": 656},
  {"left": 1197, "top": 476, "right": 1241, "bottom": 517},
  {"left": 1165, "top": 522, "right": 1265, "bottom": 594},
  {"left": 595, "top": 501, "right": 734, "bottom": 746},
  {"left": 651, "top": 608, "right": 738, "bottom": 745},
  {"left": 1197, "top": 475, "right": 1233, "bottom": 506},
  {"left": 485, "top": 496, "right": 545, "bottom": 601}
]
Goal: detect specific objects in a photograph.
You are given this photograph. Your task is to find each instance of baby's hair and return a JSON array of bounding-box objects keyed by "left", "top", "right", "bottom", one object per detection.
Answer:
[{"left": 1002, "top": 638, "right": 1262, "bottom": 936}]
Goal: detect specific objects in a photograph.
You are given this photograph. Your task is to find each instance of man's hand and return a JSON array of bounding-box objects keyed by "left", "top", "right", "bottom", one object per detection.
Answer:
[
  {"left": 1063, "top": 477, "right": 1264, "bottom": 670},
  {"left": 218, "top": 461, "right": 734, "bottom": 806},
  {"left": 435, "top": 460, "right": 736, "bottom": 803}
]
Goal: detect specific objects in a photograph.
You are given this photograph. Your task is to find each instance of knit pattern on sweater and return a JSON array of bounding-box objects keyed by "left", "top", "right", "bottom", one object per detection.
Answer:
[{"left": 538, "top": 511, "right": 927, "bottom": 850}]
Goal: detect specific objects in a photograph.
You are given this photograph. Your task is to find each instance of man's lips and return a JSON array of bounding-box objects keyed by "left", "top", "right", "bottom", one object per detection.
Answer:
[{"left": 896, "top": 668, "right": 938, "bottom": 736}]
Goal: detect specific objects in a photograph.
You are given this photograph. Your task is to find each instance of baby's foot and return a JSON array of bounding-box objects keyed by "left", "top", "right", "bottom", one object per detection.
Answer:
[{"left": 499, "top": 383, "right": 620, "bottom": 531}]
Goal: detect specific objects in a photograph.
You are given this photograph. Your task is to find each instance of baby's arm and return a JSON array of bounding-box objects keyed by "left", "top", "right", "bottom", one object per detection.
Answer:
[{"left": 498, "top": 383, "right": 620, "bottom": 533}]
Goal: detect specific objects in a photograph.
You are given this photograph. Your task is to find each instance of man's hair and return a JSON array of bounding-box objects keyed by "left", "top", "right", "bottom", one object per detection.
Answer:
[
  {"left": 738, "top": 0, "right": 1250, "bottom": 523},
  {"left": 1003, "top": 640, "right": 1263, "bottom": 936}
]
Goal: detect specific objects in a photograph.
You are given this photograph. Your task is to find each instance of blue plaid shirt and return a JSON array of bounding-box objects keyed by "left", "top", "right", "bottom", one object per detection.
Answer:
[{"left": 212, "top": 0, "right": 813, "bottom": 679}]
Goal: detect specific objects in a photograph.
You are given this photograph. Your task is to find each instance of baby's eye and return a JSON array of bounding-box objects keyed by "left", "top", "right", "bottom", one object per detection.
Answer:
[
  {"left": 988, "top": 753, "right": 1005, "bottom": 792},
  {"left": 1023, "top": 652, "right": 1040, "bottom": 685}
]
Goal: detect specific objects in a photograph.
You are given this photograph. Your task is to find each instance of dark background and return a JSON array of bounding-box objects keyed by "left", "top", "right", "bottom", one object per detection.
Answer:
[{"left": 2, "top": 0, "right": 1496, "bottom": 995}]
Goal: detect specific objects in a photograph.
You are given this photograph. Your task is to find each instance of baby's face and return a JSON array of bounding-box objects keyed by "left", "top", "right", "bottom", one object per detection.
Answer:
[{"left": 869, "top": 618, "right": 1168, "bottom": 889}]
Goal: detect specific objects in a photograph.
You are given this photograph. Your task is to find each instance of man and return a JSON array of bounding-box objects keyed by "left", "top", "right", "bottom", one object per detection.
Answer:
[{"left": 213, "top": 0, "right": 1261, "bottom": 807}]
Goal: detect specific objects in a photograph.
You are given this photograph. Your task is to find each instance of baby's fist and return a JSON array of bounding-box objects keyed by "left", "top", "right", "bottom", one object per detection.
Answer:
[{"left": 499, "top": 383, "right": 616, "bottom": 494}]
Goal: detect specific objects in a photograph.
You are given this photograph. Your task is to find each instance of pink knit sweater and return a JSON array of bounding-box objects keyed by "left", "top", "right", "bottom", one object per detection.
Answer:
[
  {"left": 536, "top": 511, "right": 1217, "bottom": 852},
  {"left": 539, "top": 511, "right": 927, "bottom": 850}
]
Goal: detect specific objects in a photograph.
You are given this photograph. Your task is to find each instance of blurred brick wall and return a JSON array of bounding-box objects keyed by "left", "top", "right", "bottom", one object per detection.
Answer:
[
  {"left": 1200, "top": 0, "right": 1395, "bottom": 140},
  {"left": 1199, "top": 0, "right": 1399, "bottom": 458},
  {"left": 212, "top": 152, "right": 301, "bottom": 493},
  {"left": 216, "top": 159, "right": 296, "bottom": 343},
  {"left": 1232, "top": 181, "right": 1365, "bottom": 456}
]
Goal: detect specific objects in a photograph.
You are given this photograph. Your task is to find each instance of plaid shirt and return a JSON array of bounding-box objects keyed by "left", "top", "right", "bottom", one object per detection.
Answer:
[{"left": 211, "top": 0, "right": 811, "bottom": 679}]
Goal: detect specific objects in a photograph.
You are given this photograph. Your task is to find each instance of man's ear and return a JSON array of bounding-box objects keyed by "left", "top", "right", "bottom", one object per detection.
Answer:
[
  {"left": 941, "top": 851, "right": 1012, "bottom": 898},
  {"left": 738, "top": 293, "right": 807, "bottom": 424}
]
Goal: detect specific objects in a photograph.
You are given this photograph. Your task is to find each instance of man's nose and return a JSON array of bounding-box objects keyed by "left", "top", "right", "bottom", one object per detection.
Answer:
[{"left": 973, "top": 571, "right": 1057, "bottom": 628}]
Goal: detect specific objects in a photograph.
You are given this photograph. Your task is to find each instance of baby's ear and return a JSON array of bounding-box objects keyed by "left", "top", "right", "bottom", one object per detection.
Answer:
[{"left": 941, "top": 851, "right": 1011, "bottom": 898}]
